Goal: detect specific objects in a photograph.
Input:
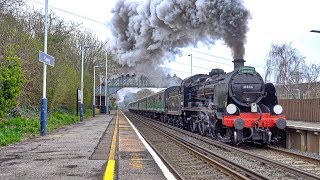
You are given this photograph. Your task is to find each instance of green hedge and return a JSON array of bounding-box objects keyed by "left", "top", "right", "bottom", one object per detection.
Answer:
[{"left": 0, "top": 109, "right": 92, "bottom": 146}]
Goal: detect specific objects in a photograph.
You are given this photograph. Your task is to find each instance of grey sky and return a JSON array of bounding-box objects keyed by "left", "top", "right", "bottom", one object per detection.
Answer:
[{"left": 28, "top": 0, "right": 320, "bottom": 80}]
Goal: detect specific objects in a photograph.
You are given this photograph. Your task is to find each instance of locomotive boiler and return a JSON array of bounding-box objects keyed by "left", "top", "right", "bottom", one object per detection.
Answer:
[{"left": 128, "top": 59, "right": 286, "bottom": 145}]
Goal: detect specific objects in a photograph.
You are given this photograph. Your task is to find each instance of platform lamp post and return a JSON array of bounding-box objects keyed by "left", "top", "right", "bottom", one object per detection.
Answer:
[
  {"left": 40, "top": 0, "right": 49, "bottom": 136},
  {"left": 105, "top": 51, "right": 108, "bottom": 114},
  {"left": 310, "top": 30, "right": 320, "bottom": 33},
  {"left": 80, "top": 44, "right": 90, "bottom": 122},
  {"left": 295, "top": 89, "right": 301, "bottom": 99},
  {"left": 188, "top": 50, "right": 193, "bottom": 76},
  {"left": 99, "top": 72, "right": 102, "bottom": 113},
  {"left": 310, "top": 30, "right": 319, "bottom": 97},
  {"left": 92, "top": 65, "right": 101, "bottom": 117}
]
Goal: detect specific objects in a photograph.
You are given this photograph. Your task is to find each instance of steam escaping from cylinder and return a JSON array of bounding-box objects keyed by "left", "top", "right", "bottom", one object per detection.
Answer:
[{"left": 108, "top": 0, "right": 250, "bottom": 73}]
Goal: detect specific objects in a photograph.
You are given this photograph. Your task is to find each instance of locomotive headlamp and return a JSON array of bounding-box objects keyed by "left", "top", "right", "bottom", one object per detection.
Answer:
[
  {"left": 251, "top": 103, "right": 257, "bottom": 112},
  {"left": 226, "top": 104, "right": 237, "bottom": 114},
  {"left": 273, "top": 105, "right": 283, "bottom": 115}
]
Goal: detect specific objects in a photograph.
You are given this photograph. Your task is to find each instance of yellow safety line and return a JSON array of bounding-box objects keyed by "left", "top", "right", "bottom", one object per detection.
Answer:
[{"left": 103, "top": 111, "right": 119, "bottom": 180}]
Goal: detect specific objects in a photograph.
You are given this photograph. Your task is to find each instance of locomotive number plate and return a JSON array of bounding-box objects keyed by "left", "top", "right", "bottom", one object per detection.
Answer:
[{"left": 242, "top": 85, "right": 254, "bottom": 89}]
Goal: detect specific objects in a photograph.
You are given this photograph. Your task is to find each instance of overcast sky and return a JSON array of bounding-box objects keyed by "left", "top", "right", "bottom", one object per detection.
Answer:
[{"left": 28, "top": 0, "right": 320, "bottom": 80}]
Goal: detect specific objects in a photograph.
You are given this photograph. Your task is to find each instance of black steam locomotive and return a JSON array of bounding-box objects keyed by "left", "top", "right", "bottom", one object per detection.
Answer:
[{"left": 128, "top": 59, "right": 286, "bottom": 145}]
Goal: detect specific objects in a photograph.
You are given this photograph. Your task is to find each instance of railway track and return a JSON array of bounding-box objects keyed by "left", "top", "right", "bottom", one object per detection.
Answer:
[
  {"left": 123, "top": 112, "right": 263, "bottom": 180},
  {"left": 124, "top": 111, "right": 320, "bottom": 180},
  {"left": 241, "top": 146, "right": 320, "bottom": 176}
]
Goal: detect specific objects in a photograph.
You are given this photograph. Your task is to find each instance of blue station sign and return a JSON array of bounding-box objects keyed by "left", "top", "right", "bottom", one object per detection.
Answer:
[{"left": 39, "top": 51, "right": 55, "bottom": 67}]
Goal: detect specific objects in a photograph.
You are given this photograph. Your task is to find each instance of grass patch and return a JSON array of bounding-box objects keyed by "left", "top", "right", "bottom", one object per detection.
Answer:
[
  {"left": 0, "top": 109, "right": 93, "bottom": 147},
  {"left": 47, "top": 112, "right": 78, "bottom": 131},
  {"left": 0, "top": 117, "right": 39, "bottom": 146}
]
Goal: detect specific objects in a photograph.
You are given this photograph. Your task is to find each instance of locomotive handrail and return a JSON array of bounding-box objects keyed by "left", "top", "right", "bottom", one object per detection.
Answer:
[
  {"left": 242, "top": 91, "right": 264, "bottom": 94},
  {"left": 233, "top": 82, "right": 261, "bottom": 84}
]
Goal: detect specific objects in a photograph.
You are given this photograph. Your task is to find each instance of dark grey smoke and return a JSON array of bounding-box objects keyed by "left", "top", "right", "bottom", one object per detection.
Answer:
[{"left": 108, "top": 0, "right": 249, "bottom": 71}]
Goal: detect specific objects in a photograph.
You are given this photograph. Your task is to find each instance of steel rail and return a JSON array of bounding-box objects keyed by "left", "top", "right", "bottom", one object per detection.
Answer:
[
  {"left": 133, "top": 124, "right": 185, "bottom": 180},
  {"left": 236, "top": 147, "right": 320, "bottom": 180},
  {"left": 267, "top": 146, "right": 320, "bottom": 164}
]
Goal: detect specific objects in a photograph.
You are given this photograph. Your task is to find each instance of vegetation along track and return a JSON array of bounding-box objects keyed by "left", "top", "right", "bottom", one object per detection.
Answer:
[{"left": 124, "top": 111, "right": 320, "bottom": 180}]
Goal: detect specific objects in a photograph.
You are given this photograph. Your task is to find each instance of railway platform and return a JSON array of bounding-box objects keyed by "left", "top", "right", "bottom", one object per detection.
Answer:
[
  {"left": 116, "top": 111, "right": 171, "bottom": 180},
  {"left": 0, "top": 111, "right": 172, "bottom": 180},
  {"left": 286, "top": 120, "right": 320, "bottom": 154},
  {"left": 0, "top": 114, "right": 113, "bottom": 179}
]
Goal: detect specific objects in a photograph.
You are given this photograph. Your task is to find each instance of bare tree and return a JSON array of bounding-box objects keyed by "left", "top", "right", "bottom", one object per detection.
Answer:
[
  {"left": 0, "top": 0, "right": 23, "bottom": 11},
  {"left": 265, "top": 43, "right": 306, "bottom": 95},
  {"left": 265, "top": 43, "right": 320, "bottom": 99},
  {"left": 303, "top": 64, "right": 320, "bottom": 98},
  {"left": 265, "top": 43, "right": 305, "bottom": 85},
  {"left": 304, "top": 64, "right": 320, "bottom": 88}
]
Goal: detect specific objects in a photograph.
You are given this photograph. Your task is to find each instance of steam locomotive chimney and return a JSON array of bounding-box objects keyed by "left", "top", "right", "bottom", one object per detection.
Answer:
[{"left": 232, "top": 59, "right": 245, "bottom": 69}]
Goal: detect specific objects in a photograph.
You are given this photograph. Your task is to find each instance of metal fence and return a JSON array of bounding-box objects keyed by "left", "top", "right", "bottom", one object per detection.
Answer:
[{"left": 278, "top": 98, "right": 320, "bottom": 122}]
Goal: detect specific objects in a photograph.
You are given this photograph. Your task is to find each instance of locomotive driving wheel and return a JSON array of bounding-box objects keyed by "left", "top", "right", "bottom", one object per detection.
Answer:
[
  {"left": 189, "top": 118, "right": 198, "bottom": 133},
  {"left": 208, "top": 128, "right": 216, "bottom": 139},
  {"left": 198, "top": 112, "right": 209, "bottom": 136},
  {"left": 207, "top": 114, "right": 220, "bottom": 139},
  {"left": 207, "top": 121, "right": 217, "bottom": 139},
  {"left": 178, "top": 116, "right": 184, "bottom": 129},
  {"left": 198, "top": 120, "right": 208, "bottom": 136},
  {"left": 162, "top": 115, "right": 168, "bottom": 123},
  {"left": 173, "top": 117, "right": 178, "bottom": 127}
]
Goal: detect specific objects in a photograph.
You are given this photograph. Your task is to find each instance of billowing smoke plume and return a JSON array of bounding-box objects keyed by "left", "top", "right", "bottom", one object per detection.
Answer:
[{"left": 108, "top": 0, "right": 249, "bottom": 73}]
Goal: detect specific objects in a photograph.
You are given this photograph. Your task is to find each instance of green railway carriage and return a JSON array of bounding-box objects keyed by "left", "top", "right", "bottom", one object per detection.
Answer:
[
  {"left": 128, "top": 90, "right": 165, "bottom": 117},
  {"left": 138, "top": 99, "right": 147, "bottom": 111},
  {"left": 146, "top": 90, "right": 165, "bottom": 112},
  {"left": 128, "top": 86, "right": 182, "bottom": 119},
  {"left": 128, "top": 101, "right": 138, "bottom": 110},
  {"left": 166, "top": 86, "right": 182, "bottom": 116}
]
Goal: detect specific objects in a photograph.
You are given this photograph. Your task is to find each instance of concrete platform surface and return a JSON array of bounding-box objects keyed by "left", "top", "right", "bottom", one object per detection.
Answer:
[
  {"left": 0, "top": 115, "right": 113, "bottom": 180},
  {"left": 287, "top": 120, "right": 320, "bottom": 132},
  {"left": 118, "top": 112, "right": 167, "bottom": 180}
]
